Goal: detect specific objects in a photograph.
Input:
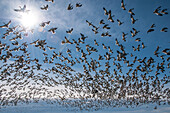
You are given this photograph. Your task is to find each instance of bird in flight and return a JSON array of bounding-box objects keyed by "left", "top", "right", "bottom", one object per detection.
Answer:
[
  {"left": 41, "top": 5, "right": 48, "bottom": 10},
  {"left": 162, "top": 49, "right": 170, "bottom": 55},
  {"left": 76, "top": 3, "right": 82, "bottom": 7},
  {"left": 66, "top": 28, "right": 73, "bottom": 34},
  {"left": 48, "top": 27, "right": 58, "bottom": 34},
  {"left": 0, "top": 20, "right": 11, "bottom": 28},
  {"left": 67, "top": 3, "right": 73, "bottom": 10},
  {"left": 40, "top": 21, "right": 50, "bottom": 27},
  {"left": 121, "top": 0, "right": 126, "bottom": 10},
  {"left": 14, "top": 5, "right": 30, "bottom": 13}
]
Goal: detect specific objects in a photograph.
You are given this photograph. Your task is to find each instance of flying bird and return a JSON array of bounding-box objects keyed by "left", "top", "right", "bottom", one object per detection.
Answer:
[
  {"left": 150, "top": 24, "right": 156, "bottom": 28},
  {"left": 147, "top": 29, "right": 154, "bottom": 33},
  {"left": 76, "top": 3, "right": 82, "bottom": 7},
  {"left": 108, "top": 14, "right": 115, "bottom": 22},
  {"left": 128, "top": 8, "right": 135, "bottom": 15},
  {"left": 135, "top": 38, "right": 141, "bottom": 42},
  {"left": 130, "top": 15, "right": 138, "bottom": 24},
  {"left": 121, "top": 0, "right": 126, "bottom": 10},
  {"left": 161, "top": 27, "right": 168, "bottom": 32},
  {"left": 0, "top": 20, "right": 11, "bottom": 28},
  {"left": 103, "top": 7, "right": 109, "bottom": 15},
  {"left": 153, "top": 6, "right": 163, "bottom": 16},
  {"left": 117, "top": 19, "right": 124, "bottom": 26},
  {"left": 40, "top": 21, "right": 50, "bottom": 27},
  {"left": 41, "top": 5, "right": 48, "bottom": 10},
  {"left": 103, "top": 24, "right": 110, "bottom": 29},
  {"left": 86, "top": 20, "right": 93, "bottom": 26},
  {"left": 48, "top": 27, "right": 58, "bottom": 34},
  {"left": 67, "top": 3, "right": 73, "bottom": 10},
  {"left": 162, "top": 49, "right": 170, "bottom": 55},
  {"left": 99, "top": 19, "right": 105, "bottom": 24},
  {"left": 66, "top": 28, "right": 73, "bottom": 34},
  {"left": 14, "top": 5, "right": 30, "bottom": 13},
  {"left": 92, "top": 29, "right": 99, "bottom": 34},
  {"left": 160, "top": 9, "right": 168, "bottom": 15}
]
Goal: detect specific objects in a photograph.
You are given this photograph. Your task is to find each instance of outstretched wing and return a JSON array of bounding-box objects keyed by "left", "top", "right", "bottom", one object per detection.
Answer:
[
  {"left": 0, "top": 20, "right": 11, "bottom": 28},
  {"left": 23, "top": 5, "right": 26, "bottom": 10},
  {"left": 0, "top": 25, "right": 5, "bottom": 28},
  {"left": 7, "top": 20, "right": 11, "bottom": 25},
  {"left": 14, "top": 9, "right": 21, "bottom": 12}
]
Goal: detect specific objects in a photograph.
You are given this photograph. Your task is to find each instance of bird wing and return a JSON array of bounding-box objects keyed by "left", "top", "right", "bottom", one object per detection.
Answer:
[
  {"left": 7, "top": 20, "right": 11, "bottom": 25},
  {"left": 0, "top": 25, "right": 5, "bottom": 28},
  {"left": 14, "top": 9, "right": 21, "bottom": 12},
  {"left": 23, "top": 5, "right": 26, "bottom": 10}
]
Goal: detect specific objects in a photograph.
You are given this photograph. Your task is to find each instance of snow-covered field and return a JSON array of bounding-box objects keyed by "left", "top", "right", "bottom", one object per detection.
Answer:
[{"left": 0, "top": 102, "right": 169, "bottom": 113}]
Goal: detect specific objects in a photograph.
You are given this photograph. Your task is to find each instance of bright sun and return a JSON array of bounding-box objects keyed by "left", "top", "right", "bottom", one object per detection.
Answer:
[{"left": 20, "top": 12, "right": 38, "bottom": 28}]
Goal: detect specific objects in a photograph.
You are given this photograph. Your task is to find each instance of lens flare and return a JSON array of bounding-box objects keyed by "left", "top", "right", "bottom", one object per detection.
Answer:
[{"left": 20, "top": 12, "right": 38, "bottom": 28}]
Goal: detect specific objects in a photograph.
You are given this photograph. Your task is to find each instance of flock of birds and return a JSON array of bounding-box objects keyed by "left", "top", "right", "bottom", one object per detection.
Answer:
[{"left": 0, "top": 0, "right": 170, "bottom": 111}]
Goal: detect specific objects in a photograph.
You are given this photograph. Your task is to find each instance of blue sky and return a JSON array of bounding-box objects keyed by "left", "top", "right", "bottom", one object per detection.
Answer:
[{"left": 0, "top": 0, "right": 170, "bottom": 113}]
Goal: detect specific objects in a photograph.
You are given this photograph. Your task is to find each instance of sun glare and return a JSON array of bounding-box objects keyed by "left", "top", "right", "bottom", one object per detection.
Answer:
[{"left": 20, "top": 12, "right": 38, "bottom": 28}]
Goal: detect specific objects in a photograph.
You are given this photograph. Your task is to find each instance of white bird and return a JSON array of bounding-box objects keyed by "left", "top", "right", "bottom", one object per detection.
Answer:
[{"left": 14, "top": 5, "right": 30, "bottom": 13}]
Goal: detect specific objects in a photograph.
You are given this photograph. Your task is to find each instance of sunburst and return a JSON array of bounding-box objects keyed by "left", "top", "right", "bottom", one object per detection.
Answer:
[{"left": 20, "top": 11, "right": 38, "bottom": 28}]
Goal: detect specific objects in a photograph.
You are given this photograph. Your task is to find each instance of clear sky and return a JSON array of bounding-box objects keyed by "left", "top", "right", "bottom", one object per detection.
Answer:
[{"left": 0, "top": 0, "right": 170, "bottom": 113}]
